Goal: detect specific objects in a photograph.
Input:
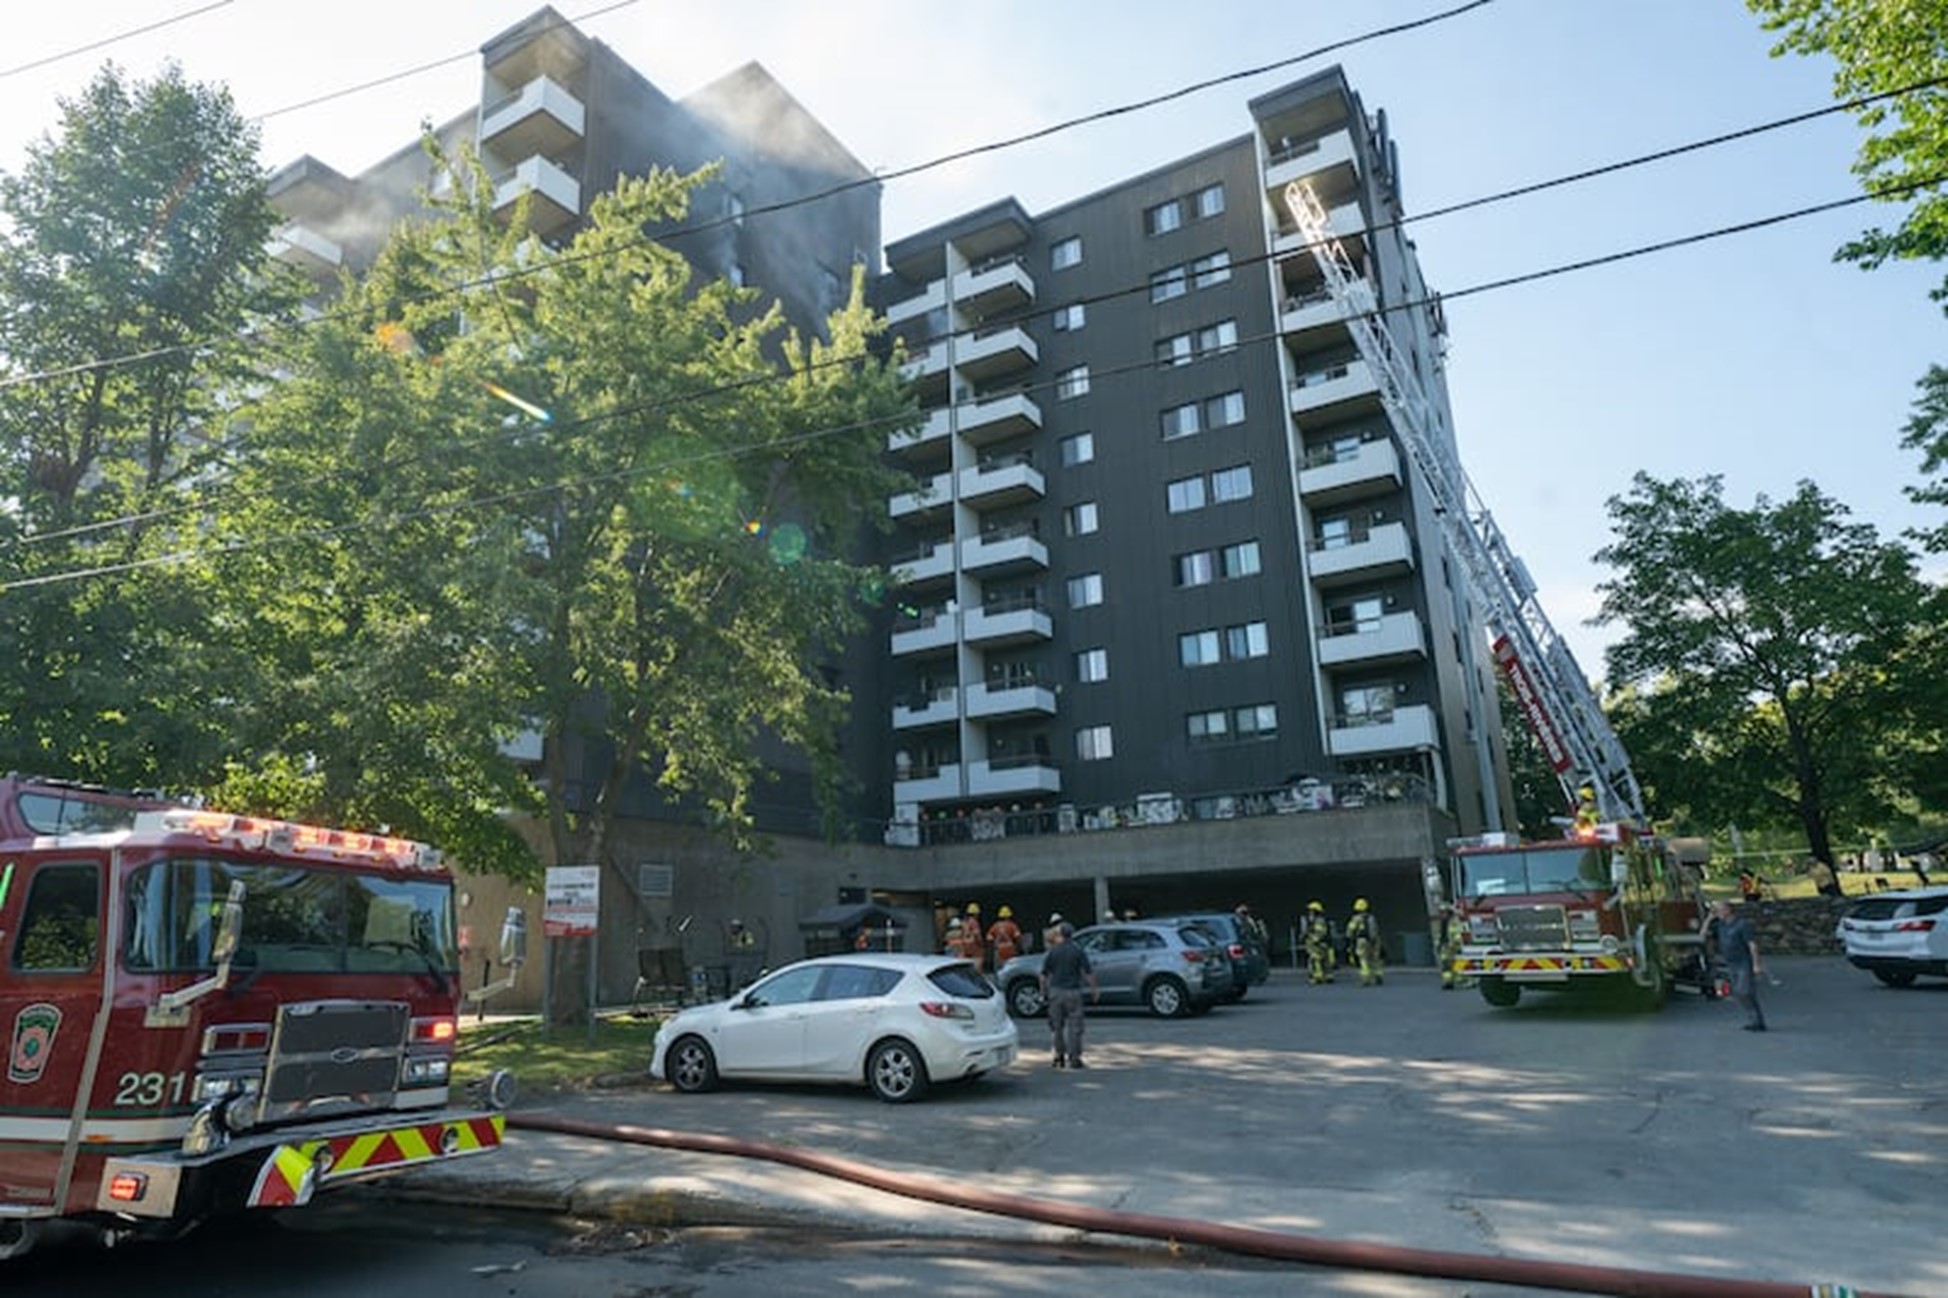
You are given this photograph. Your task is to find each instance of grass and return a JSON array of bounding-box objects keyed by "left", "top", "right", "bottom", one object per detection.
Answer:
[
  {"left": 454, "top": 1014, "right": 659, "bottom": 1096},
  {"left": 1705, "top": 870, "right": 1929, "bottom": 902}
]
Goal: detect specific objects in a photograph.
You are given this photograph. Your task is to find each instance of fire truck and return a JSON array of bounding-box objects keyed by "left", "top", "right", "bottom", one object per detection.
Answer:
[
  {"left": 1448, "top": 821, "right": 1711, "bottom": 1009},
  {"left": 0, "top": 775, "right": 518, "bottom": 1258}
]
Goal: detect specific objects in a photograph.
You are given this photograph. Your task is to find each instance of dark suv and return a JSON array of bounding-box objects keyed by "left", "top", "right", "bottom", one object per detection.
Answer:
[{"left": 1157, "top": 911, "right": 1272, "bottom": 1000}]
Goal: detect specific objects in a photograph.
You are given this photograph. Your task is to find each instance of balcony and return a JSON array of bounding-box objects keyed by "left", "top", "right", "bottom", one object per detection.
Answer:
[
  {"left": 955, "top": 322, "right": 1038, "bottom": 381},
  {"left": 969, "top": 755, "right": 1062, "bottom": 799},
  {"left": 491, "top": 155, "right": 580, "bottom": 235},
  {"left": 1329, "top": 703, "right": 1438, "bottom": 757},
  {"left": 1272, "top": 200, "right": 1367, "bottom": 260},
  {"left": 1309, "top": 520, "right": 1414, "bottom": 585},
  {"left": 1288, "top": 358, "right": 1381, "bottom": 421},
  {"left": 890, "top": 608, "right": 957, "bottom": 657},
  {"left": 887, "top": 406, "right": 951, "bottom": 459},
  {"left": 268, "top": 223, "right": 343, "bottom": 279},
  {"left": 480, "top": 76, "right": 585, "bottom": 162},
  {"left": 963, "top": 596, "right": 1053, "bottom": 647},
  {"left": 953, "top": 255, "right": 1034, "bottom": 316},
  {"left": 893, "top": 686, "right": 958, "bottom": 729},
  {"left": 1264, "top": 127, "right": 1358, "bottom": 196},
  {"left": 1318, "top": 610, "right": 1426, "bottom": 668},
  {"left": 1298, "top": 437, "right": 1402, "bottom": 506},
  {"left": 889, "top": 470, "right": 953, "bottom": 521},
  {"left": 955, "top": 391, "right": 1042, "bottom": 447},
  {"left": 959, "top": 455, "right": 1044, "bottom": 508},
  {"left": 889, "top": 538, "right": 954, "bottom": 588},
  {"left": 885, "top": 279, "right": 946, "bottom": 326},
  {"left": 961, "top": 525, "right": 1048, "bottom": 577},
  {"left": 898, "top": 337, "right": 949, "bottom": 384},
  {"left": 965, "top": 680, "right": 1057, "bottom": 719},
  {"left": 894, "top": 761, "right": 963, "bottom": 803}
]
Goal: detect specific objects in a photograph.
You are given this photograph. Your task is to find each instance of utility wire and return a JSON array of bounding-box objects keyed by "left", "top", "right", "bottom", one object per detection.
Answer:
[{"left": 0, "top": 1, "right": 234, "bottom": 80}]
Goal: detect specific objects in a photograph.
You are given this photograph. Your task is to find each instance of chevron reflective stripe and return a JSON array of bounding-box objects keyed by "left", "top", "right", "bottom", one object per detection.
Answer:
[
  {"left": 1457, "top": 955, "right": 1629, "bottom": 974},
  {"left": 248, "top": 1142, "right": 323, "bottom": 1209},
  {"left": 318, "top": 1114, "right": 505, "bottom": 1180}
]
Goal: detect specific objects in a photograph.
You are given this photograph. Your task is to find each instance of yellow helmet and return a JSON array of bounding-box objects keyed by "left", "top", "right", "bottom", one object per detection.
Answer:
[
  {"left": 1308, "top": 900, "right": 1324, "bottom": 913},
  {"left": 1354, "top": 898, "right": 1370, "bottom": 913},
  {"left": 966, "top": 902, "right": 981, "bottom": 915},
  {"left": 998, "top": 905, "right": 1013, "bottom": 918}
]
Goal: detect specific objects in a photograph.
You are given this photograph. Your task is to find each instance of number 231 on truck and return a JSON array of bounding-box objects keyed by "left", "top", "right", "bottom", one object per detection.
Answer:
[{"left": 0, "top": 776, "right": 516, "bottom": 1259}]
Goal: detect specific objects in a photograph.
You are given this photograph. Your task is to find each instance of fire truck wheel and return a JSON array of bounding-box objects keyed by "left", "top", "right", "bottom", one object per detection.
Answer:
[
  {"left": 0, "top": 1220, "right": 42, "bottom": 1260},
  {"left": 667, "top": 1035, "right": 719, "bottom": 1093},
  {"left": 1478, "top": 977, "right": 1520, "bottom": 1008}
]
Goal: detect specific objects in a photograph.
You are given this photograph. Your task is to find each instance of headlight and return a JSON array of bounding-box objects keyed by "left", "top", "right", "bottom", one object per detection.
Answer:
[
  {"left": 402, "top": 1057, "right": 451, "bottom": 1085},
  {"left": 1568, "top": 910, "right": 1601, "bottom": 940},
  {"left": 1467, "top": 915, "right": 1499, "bottom": 942},
  {"left": 193, "top": 1073, "right": 261, "bottom": 1103}
]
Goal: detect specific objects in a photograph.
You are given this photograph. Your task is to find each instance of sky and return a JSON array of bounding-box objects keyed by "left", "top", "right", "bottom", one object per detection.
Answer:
[{"left": 2, "top": 0, "right": 1942, "bottom": 677}]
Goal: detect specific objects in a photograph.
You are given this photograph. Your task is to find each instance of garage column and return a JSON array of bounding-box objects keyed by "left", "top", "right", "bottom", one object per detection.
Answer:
[{"left": 1094, "top": 875, "right": 1113, "bottom": 925}]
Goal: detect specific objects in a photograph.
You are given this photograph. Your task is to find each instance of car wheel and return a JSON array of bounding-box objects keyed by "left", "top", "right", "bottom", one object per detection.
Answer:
[
  {"left": 1145, "top": 976, "right": 1190, "bottom": 1018},
  {"left": 666, "top": 1035, "right": 718, "bottom": 1094},
  {"left": 1479, "top": 977, "right": 1520, "bottom": 1008},
  {"left": 1872, "top": 968, "right": 1919, "bottom": 988},
  {"left": 867, "top": 1038, "right": 930, "bottom": 1104},
  {"left": 1008, "top": 978, "right": 1047, "bottom": 1018}
]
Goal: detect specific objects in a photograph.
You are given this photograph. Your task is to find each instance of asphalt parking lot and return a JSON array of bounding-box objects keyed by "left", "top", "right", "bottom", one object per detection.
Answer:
[{"left": 515, "top": 955, "right": 1943, "bottom": 1296}]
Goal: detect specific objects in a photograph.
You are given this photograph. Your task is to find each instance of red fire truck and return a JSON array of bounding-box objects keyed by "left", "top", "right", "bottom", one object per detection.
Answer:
[
  {"left": 1449, "top": 820, "right": 1713, "bottom": 1010},
  {"left": 0, "top": 775, "right": 517, "bottom": 1258}
]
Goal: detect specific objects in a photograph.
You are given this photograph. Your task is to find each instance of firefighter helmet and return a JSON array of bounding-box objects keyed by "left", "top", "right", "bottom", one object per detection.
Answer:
[
  {"left": 998, "top": 905, "right": 1013, "bottom": 918},
  {"left": 966, "top": 902, "right": 982, "bottom": 915},
  {"left": 946, "top": 917, "right": 962, "bottom": 930},
  {"left": 1353, "top": 898, "right": 1370, "bottom": 913},
  {"left": 1308, "top": 900, "right": 1324, "bottom": 913}
]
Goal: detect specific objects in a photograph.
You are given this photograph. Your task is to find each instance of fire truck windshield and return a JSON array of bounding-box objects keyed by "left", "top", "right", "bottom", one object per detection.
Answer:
[
  {"left": 1460, "top": 845, "right": 1612, "bottom": 898},
  {"left": 123, "top": 856, "right": 458, "bottom": 974},
  {"left": 17, "top": 788, "right": 155, "bottom": 835}
]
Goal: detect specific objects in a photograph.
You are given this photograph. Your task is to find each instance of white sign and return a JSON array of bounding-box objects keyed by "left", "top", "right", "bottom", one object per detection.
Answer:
[{"left": 544, "top": 865, "right": 601, "bottom": 937}]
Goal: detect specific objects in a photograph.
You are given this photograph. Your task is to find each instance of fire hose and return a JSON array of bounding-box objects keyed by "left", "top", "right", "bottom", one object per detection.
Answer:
[{"left": 510, "top": 1112, "right": 1888, "bottom": 1298}]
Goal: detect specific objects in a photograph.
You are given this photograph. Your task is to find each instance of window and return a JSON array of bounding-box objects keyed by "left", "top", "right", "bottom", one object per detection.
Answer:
[
  {"left": 1149, "top": 265, "right": 1188, "bottom": 303},
  {"left": 1187, "top": 709, "right": 1230, "bottom": 744},
  {"left": 1176, "top": 550, "right": 1216, "bottom": 587},
  {"left": 1317, "top": 515, "right": 1355, "bottom": 549},
  {"left": 1195, "top": 183, "right": 1226, "bottom": 219},
  {"left": 1075, "top": 648, "right": 1109, "bottom": 683},
  {"left": 747, "top": 965, "right": 826, "bottom": 1007},
  {"left": 1051, "top": 236, "right": 1082, "bottom": 270},
  {"left": 821, "top": 965, "right": 902, "bottom": 1000},
  {"left": 1327, "top": 596, "right": 1386, "bottom": 634},
  {"left": 1341, "top": 683, "right": 1397, "bottom": 723},
  {"left": 1192, "top": 250, "right": 1232, "bottom": 288},
  {"left": 1060, "top": 432, "right": 1095, "bottom": 466},
  {"left": 1203, "top": 390, "right": 1246, "bottom": 428},
  {"left": 1056, "top": 365, "right": 1090, "bottom": 400},
  {"left": 1210, "top": 464, "right": 1254, "bottom": 502},
  {"left": 1076, "top": 725, "right": 1114, "bottom": 761},
  {"left": 1052, "top": 303, "right": 1086, "bottom": 331},
  {"left": 1220, "top": 540, "right": 1262, "bottom": 577},
  {"left": 14, "top": 863, "right": 98, "bottom": 971},
  {"left": 1195, "top": 320, "right": 1239, "bottom": 358},
  {"left": 1166, "top": 476, "right": 1207, "bottom": 514},
  {"left": 1179, "top": 630, "right": 1222, "bottom": 667},
  {"left": 1160, "top": 402, "right": 1200, "bottom": 440},
  {"left": 1067, "top": 572, "right": 1104, "bottom": 608},
  {"left": 1145, "top": 199, "right": 1183, "bottom": 236},
  {"left": 1064, "top": 501, "right": 1099, "bottom": 537},
  {"left": 1226, "top": 621, "right": 1270, "bottom": 659},
  {"left": 1235, "top": 703, "right": 1279, "bottom": 738},
  {"left": 1155, "top": 332, "right": 1193, "bottom": 369}
]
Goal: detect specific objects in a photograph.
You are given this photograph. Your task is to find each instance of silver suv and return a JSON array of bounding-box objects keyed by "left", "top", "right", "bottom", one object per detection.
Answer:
[{"left": 994, "top": 921, "right": 1236, "bottom": 1019}]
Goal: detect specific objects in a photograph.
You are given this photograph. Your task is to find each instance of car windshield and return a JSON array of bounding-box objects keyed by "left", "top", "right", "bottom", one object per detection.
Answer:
[{"left": 1460, "top": 846, "right": 1611, "bottom": 897}]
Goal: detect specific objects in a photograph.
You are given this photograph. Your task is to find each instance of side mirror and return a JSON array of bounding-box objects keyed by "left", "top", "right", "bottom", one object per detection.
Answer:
[
  {"left": 1611, "top": 854, "right": 1629, "bottom": 886},
  {"left": 498, "top": 907, "right": 527, "bottom": 970}
]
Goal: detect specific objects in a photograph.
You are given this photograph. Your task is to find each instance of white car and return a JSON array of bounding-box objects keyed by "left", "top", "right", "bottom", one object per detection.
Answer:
[
  {"left": 1837, "top": 886, "right": 1948, "bottom": 987},
  {"left": 649, "top": 952, "right": 1018, "bottom": 1103}
]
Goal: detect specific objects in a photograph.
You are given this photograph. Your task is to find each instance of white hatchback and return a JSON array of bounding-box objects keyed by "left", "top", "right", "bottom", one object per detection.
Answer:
[
  {"left": 1837, "top": 887, "right": 1948, "bottom": 987},
  {"left": 649, "top": 952, "right": 1018, "bottom": 1103}
]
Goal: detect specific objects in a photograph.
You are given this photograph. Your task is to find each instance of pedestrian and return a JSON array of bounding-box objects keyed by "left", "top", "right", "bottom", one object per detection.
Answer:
[
  {"left": 943, "top": 915, "right": 963, "bottom": 956},
  {"left": 1039, "top": 921, "right": 1098, "bottom": 1069},
  {"left": 1704, "top": 899, "right": 1767, "bottom": 1032},
  {"left": 1234, "top": 903, "right": 1269, "bottom": 948},
  {"left": 1302, "top": 900, "right": 1334, "bottom": 984},
  {"left": 987, "top": 905, "right": 1023, "bottom": 968},
  {"left": 1437, "top": 900, "right": 1466, "bottom": 990},
  {"left": 1346, "top": 898, "right": 1384, "bottom": 987},
  {"left": 1042, "top": 911, "right": 1065, "bottom": 952}
]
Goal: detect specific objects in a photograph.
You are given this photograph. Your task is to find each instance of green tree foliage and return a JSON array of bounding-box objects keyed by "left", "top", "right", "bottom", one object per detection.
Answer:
[
  {"left": 219, "top": 148, "right": 916, "bottom": 882},
  {"left": 1594, "top": 473, "right": 1926, "bottom": 864},
  {"left": 0, "top": 63, "right": 297, "bottom": 785}
]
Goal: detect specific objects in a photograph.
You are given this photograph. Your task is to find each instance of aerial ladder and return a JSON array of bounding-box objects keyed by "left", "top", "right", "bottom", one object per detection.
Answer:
[{"left": 1283, "top": 181, "right": 1646, "bottom": 825}]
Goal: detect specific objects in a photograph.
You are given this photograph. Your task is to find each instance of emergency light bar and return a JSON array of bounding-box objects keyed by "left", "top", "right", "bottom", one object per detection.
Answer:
[{"left": 134, "top": 808, "right": 442, "bottom": 870}]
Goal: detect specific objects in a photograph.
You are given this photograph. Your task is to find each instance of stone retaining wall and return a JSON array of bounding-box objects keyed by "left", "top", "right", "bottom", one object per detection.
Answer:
[{"left": 1729, "top": 896, "right": 1850, "bottom": 957}]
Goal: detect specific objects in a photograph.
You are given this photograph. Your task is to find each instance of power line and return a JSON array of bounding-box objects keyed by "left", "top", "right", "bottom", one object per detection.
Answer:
[{"left": 0, "top": 1, "right": 234, "bottom": 80}]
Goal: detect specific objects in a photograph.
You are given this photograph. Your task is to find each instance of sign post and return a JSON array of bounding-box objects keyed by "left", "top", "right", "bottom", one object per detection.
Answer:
[{"left": 544, "top": 865, "right": 602, "bottom": 1040}]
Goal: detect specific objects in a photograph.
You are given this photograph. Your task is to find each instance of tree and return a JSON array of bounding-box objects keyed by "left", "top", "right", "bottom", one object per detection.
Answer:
[
  {"left": 1594, "top": 473, "right": 1926, "bottom": 864},
  {"left": 0, "top": 63, "right": 297, "bottom": 785}
]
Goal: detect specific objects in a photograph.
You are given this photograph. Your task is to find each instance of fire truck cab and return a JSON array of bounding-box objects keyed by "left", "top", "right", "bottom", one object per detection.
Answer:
[
  {"left": 0, "top": 775, "right": 515, "bottom": 1258},
  {"left": 1448, "top": 821, "right": 1712, "bottom": 1010}
]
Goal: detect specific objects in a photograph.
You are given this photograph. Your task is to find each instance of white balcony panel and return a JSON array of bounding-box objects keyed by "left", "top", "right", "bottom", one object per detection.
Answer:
[
  {"left": 889, "top": 471, "right": 953, "bottom": 520},
  {"left": 268, "top": 223, "right": 343, "bottom": 276},
  {"left": 898, "top": 339, "right": 948, "bottom": 382},
  {"left": 893, "top": 687, "right": 958, "bottom": 729},
  {"left": 1289, "top": 359, "right": 1380, "bottom": 416},
  {"left": 959, "top": 459, "right": 1044, "bottom": 506},
  {"left": 480, "top": 76, "right": 585, "bottom": 160},
  {"left": 965, "top": 682, "right": 1056, "bottom": 719},
  {"left": 889, "top": 540, "right": 953, "bottom": 587},
  {"left": 886, "top": 279, "right": 946, "bottom": 325},
  {"left": 887, "top": 406, "right": 950, "bottom": 457},
  {"left": 955, "top": 324, "right": 1038, "bottom": 380},
  {"left": 1309, "top": 520, "right": 1414, "bottom": 583},
  {"left": 953, "top": 258, "right": 1034, "bottom": 314},
  {"left": 1273, "top": 201, "right": 1367, "bottom": 258},
  {"left": 1298, "top": 438, "right": 1402, "bottom": 503},
  {"left": 890, "top": 613, "right": 957, "bottom": 657},
  {"left": 969, "top": 758, "right": 1061, "bottom": 799},
  {"left": 1318, "top": 611, "right": 1426, "bottom": 667},
  {"left": 894, "top": 763, "right": 963, "bottom": 803},
  {"left": 962, "top": 604, "right": 1052, "bottom": 646},
  {"left": 1265, "top": 128, "right": 1357, "bottom": 191},
  {"left": 492, "top": 155, "right": 580, "bottom": 232},
  {"left": 960, "top": 532, "right": 1048, "bottom": 574},
  {"left": 1329, "top": 704, "right": 1438, "bottom": 757},
  {"left": 956, "top": 391, "right": 1042, "bottom": 446}
]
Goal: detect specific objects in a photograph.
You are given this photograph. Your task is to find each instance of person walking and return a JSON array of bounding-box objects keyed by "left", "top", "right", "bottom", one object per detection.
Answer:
[
  {"left": 1039, "top": 921, "right": 1098, "bottom": 1069},
  {"left": 987, "top": 905, "right": 1023, "bottom": 968},
  {"left": 1705, "top": 899, "right": 1767, "bottom": 1031},
  {"left": 1347, "top": 898, "right": 1384, "bottom": 986},
  {"left": 1437, "top": 900, "right": 1466, "bottom": 990},
  {"left": 1302, "top": 900, "right": 1334, "bottom": 985}
]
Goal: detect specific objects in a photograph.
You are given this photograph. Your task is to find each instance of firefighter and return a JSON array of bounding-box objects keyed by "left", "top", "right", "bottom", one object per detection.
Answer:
[
  {"left": 1347, "top": 898, "right": 1384, "bottom": 986},
  {"left": 1573, "top": 781, "right": 1600, "bottom": 835},
  {"left": 987, "top": 905, "right": 1023, "bottom": 968},
  {"left": 943, "top": 915, "right": 964, "bottom": 956},
  {"left": 1302, "top": 901, "right": 1334, "bottom": 985},
  {"left": 961, "top": 902, "right": 987, "bottom": 973},
  {"left": 1437, "top": 900, "right": 1467, "bottom": 990}
]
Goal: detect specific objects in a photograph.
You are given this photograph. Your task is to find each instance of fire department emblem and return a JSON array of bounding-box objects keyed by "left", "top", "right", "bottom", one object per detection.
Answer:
[{"left": 8, "top": 1002, "right": 61, "bottom": 1085}]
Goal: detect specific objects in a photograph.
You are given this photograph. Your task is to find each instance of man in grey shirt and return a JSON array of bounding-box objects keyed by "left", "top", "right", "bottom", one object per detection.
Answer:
[
  {"left": 1039, "top": 922, "right": 1099, "bottom": 1069},
  {"left": 1706, "top": 899, "right": 1767, "bottom": 1032}
]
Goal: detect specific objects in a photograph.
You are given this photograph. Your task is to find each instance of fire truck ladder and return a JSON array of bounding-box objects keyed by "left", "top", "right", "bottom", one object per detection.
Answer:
[{"left": 1283, "top": 180, "right": 1645, "bottom": 825}]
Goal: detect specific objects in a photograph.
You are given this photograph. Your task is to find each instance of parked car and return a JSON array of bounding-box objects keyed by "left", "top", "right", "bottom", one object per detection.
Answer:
[
  {"left": 648, "top": 953, "right": 1018, "bottom": 1103},
  {"left": 1836, "top": 886, "right": 1948, "bottom": 987},
  {"left": 1155, "top": 911, "right": 1272, "bottom": 1000},
  {"left": 994, "top": 921, "right": 1236, "bottom": 1019}
]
